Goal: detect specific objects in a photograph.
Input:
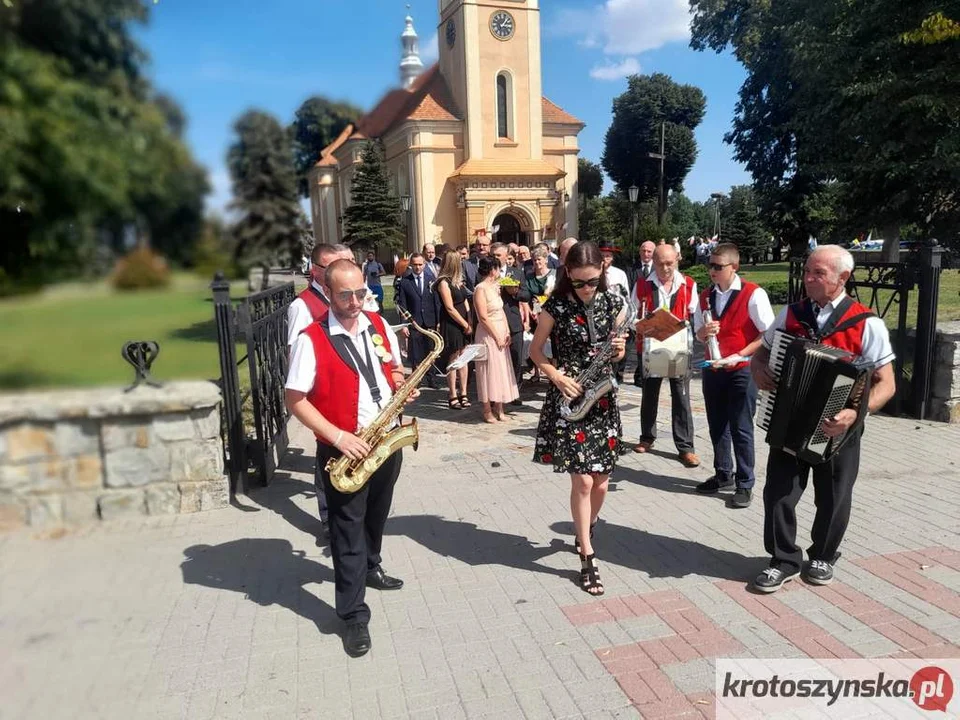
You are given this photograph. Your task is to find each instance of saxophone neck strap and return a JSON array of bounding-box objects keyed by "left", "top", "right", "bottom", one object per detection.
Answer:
[{"left": 319, "top": 316, "right": 383, "bottom": 405}]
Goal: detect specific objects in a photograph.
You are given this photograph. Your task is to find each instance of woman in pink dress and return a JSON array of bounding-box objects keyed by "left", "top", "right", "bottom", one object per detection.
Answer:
[{"left": 473, "top": 256, "right": 520, "bottom": 423}]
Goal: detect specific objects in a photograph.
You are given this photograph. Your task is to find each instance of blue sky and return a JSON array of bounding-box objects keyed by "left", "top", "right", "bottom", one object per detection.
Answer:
[{"left": 137, "top": 0, "right": 751, "bottom": 215}]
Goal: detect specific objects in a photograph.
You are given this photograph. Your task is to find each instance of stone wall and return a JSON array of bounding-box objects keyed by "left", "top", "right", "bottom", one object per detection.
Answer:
[
  {"left": 931, "top": 321, "right": 960, "bottom": 423},
  {"left": 0, "top": 382, "right": 227, "bottom": 529}
]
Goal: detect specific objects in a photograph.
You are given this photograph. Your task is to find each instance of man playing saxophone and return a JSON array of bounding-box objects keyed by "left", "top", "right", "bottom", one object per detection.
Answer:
[{"left": 285, "top": 259, "right": 418, "bottom": 658}]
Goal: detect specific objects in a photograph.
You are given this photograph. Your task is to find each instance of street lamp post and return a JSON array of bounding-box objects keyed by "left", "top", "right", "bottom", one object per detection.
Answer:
[
  {"left": 647, "top": 122, "right": 666, "bottom": 227},
  {"left": 628, "top": 184, "right": 639, "bottom": 252},
  {"left": 710, "top": 192, "right": 724, "bottom": 241},
  {"left": 400, "top": 194, "right": 412, "bottom": 254}
]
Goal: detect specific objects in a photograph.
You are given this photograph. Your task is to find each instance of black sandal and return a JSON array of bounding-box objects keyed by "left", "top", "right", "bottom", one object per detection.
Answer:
[
  {"left": 579, "top": 553, "right": 604, "bottom": 596},
  {"left": 448, "top": 397, "right": 459, "bottom": 409},
  {"left": 458, "top": 394, "right": 471, "bottom": 407},
  {"left": 574, "top": 518, "right": 598, "bottom": 554}
]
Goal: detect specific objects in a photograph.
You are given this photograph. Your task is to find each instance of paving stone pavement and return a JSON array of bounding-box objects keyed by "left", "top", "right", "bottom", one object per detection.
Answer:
[{"left": 1, "top": 374, "right": 959, "bottom": 720}]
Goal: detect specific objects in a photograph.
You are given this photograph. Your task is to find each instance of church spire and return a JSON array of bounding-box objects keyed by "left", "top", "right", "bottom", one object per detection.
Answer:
[{"left": 399, "top": 6, "right": 424, "bottom": 90}]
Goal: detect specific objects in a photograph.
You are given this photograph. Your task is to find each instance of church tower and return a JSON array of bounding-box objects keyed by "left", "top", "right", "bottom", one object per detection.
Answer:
[
  {"left": 399, "top": 10, "right": 425, "bottom": 89},
  {"left": 437, "top": 0, "right": 543, "bottom": 161}
]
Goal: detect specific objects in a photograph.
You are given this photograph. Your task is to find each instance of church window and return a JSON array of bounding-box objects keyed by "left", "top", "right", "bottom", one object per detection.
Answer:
[{"left": 496, "top": 72, "right": 513, "bottom": 139}]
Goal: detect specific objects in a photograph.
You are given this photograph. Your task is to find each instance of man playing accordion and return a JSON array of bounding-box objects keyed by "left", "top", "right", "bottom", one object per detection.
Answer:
[{"left": 750, "top": 245, "right": 896, "bottom": 593}]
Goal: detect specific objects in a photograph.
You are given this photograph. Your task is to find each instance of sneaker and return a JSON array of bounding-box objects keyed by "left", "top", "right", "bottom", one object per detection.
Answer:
[
  {"left": 753, "top": 564, "right": 800, "bottom": 593},
  {"left": 804, "top": 559, "right": 835, "bottom": 585},
  {"left": 729, "top": 488, "right": 753, "bottom": 508},
  {"left": 695, "top": 476, "right": 735, "bottom": 494}
]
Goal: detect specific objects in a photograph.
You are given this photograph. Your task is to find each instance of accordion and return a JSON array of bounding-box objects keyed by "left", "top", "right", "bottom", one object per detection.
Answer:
[{"left": 756, "top": 330, "right": 873, "bottom": 464}]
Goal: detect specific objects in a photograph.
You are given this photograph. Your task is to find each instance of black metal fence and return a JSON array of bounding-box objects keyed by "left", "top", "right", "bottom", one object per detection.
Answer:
[
  {"left": 211, "top": 273, "right": 295, "bottom": 494},
  {"left": 788, "top": 244, "right": 944, "bottom": 418}
]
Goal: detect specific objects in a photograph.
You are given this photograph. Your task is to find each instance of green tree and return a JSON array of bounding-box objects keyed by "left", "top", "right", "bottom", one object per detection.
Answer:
[
  {"left": 601, "top": 73, "right": 706, "bottom": 210},
  {"left": 578, "top": 196, "right": 620, "bottom": 246},
  {"left": 667, "top": 192, "right": 701, "bottom": 241},
  {"left": 721, "top": 185, "right": 769, "bottom": 264},
  {"left": 577, "top": 158, "right": 604, "bottom": 200},
  {"left": 0, "top": 0, "right": 208, "bottom": 285},
  {"left": 227, "top": 110, "right": 305, "bottom": 268},
  {"left": 291, "top": 96, "right": 363, "bottom": 198},
  {"left": 690, "top": 1, "right": 960, "bottom": 258},
  {"left": 342, "top": 141, "right": 404, "bottom": 252}
]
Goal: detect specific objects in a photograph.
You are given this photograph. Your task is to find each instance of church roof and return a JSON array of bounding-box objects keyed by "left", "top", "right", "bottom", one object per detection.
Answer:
[
  {"left": 542, "top": 97, "right": 584, "bottom": 127},
  {"left": 354, "top": 65, "right": 461, "bottom": 138},
  {"left": 315, "top": 67, "right": 583, "bottom": 168},
  {"left": 449, "top": 158, "right": 565, "bottom": 179}
]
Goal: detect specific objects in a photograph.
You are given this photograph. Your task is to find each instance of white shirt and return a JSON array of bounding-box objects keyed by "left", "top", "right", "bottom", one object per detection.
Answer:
[
  {"left": 634, "top": 270, "right": 699, "bottom": 317},
  {"left": 604, "top": 265, "right": 630, "bottom": 301},
  {"left": 286, "top": 312, "right": 403, "bottom": 431},
  {"left": 762, "top": 294, "right": 895, "bottom": 367},
  {"left": 693, "top": 275, "right": 776, "bottom": 334},
  {"left": 286, "top": 281, "right": 328, "bottom": 347}
]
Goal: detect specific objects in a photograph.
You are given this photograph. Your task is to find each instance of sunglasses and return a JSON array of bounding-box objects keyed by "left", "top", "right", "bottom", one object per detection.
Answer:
[
  {"left": 570, "top": 277, "right": 602, "bottom": 289},
  {"left": 335, "top": 289, "right": 368, "bottom": 302},
  {"left": 708, "top": 263, "right": 732, "bottom": 271}
]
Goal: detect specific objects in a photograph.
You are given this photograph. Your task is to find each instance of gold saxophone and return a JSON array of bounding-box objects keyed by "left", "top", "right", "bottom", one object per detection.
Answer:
[{"left": 326, "top": 308, "right": 444, "bottom": 494}]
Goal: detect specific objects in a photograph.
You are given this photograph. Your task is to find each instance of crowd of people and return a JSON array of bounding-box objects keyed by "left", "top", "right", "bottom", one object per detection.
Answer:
[{"left": 283, "top": 236, "right": 895, "bottom": 658}]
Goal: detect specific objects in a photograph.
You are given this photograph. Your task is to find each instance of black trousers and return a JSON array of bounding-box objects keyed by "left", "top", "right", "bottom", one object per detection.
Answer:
[
  {"left": 639, "top": 375, "right": 695, "bottom": 452},
  {"left": 763, "top": 428, "right": 862, "bottom": 573},
  {"left": 316, "top": 442, "right": 402, "bottom": 624},
  {"left": 509, "top": 329, "right": 523, "bottom": 386},
  {"left": 702, "top": 367, "right": 758, "bottom": 488}
]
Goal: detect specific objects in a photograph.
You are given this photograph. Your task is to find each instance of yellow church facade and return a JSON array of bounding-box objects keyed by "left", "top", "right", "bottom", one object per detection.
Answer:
[{"left": 308, "top": 0, "right": 583, "bottom": 254}]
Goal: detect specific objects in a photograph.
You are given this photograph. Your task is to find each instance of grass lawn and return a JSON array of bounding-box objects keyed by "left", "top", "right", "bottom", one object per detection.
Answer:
[{"left": 0, "top": 274, "right": 251, "bottom": 391}]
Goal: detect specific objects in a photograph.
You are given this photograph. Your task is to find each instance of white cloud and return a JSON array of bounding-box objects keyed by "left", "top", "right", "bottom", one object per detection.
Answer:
[
  {"left": 589, "top": 57, "right": 641, "bottom": 81},
  {"left": 422, "top": 32, "right": 439, "bottom": 64},
  {"left": 551, "top": 0, "right": 692, "bottom": 56}
]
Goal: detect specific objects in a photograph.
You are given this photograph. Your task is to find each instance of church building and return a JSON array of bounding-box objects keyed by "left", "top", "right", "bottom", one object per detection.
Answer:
[{"left": 308, "top": 0, "right": 583, "bottom": 254}]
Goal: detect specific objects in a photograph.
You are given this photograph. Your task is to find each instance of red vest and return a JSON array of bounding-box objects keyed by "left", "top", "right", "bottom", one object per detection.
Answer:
[
  {"left": 635, "top": 274, "right": 696, "bottom": 349},
  {"left": 303, "top": 311, "right": 397, "bottom": 444},
  {"left": 298, "top": 286, "right": 329, "bottom": 320},
  {"left": 698, "top": 281, "right": 761, "bottom": 370},
  {"left": 784, "top": 297, "right": 872, "bottom": 355}
]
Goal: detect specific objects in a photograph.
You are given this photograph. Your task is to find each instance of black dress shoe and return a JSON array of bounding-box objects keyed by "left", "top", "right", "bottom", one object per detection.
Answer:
[
  {"left": 343, "top": 622, "right": 371, "bottom": 658},
  {"left": 695, "top": 476, "right": 735, "bottom": 494},
  {"left": 728, "top": 487, "right": 753, "bottom": 508},
  {"left": 366, "top": 567, "right": 404, "bottom": 591}
]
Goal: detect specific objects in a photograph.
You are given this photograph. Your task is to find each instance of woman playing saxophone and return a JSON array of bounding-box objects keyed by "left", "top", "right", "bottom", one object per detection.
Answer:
[{"left": 529, "top": 242, "right": 627, "bottom": 597}]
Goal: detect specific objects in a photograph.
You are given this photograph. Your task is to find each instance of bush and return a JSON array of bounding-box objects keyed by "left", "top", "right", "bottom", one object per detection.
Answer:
[
  {"left": 111, "top": 246, "right": 171, "bottom": 291},
  {"left": 760, "top": 280, "right": 790, "bottom": 304},
  {"left": 684, "top": 263, "right": 710, "bottom": 289}
]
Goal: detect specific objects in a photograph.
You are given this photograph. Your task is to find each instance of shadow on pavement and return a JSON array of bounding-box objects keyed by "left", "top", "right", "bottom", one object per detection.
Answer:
[
  {"left": 549, "top": 519, "right": 764, "bottom": 582},
  {"left": 385, "top": 514, "right": 570, "bottom": 581},
  {"left": 180, "top": 539, "right": 339, "bottom": 635}
]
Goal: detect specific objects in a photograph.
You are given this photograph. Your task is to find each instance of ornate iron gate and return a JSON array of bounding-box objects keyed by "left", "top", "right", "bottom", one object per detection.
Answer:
[
  {"left": 211, "top": 273, "right": 295, "bottom": 494},
  {"left": 788, "top": 244, "right": 944, "bottom": 418}
]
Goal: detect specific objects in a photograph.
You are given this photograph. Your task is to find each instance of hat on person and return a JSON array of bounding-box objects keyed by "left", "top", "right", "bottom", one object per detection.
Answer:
[{"left": 597, "top": 241, "right": 620, "bottom": 254}]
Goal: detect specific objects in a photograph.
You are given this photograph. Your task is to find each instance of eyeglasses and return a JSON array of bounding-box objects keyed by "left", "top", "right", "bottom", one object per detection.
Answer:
[
  {"left": 335, "top": 289, "right": 368, "bottom": 302},
  {"left": 315, "top": 263, "right": 329, "bottom": 270},
  {"left": 570, "top": 277, "right": 602, "bottom": 289},
  {"left": 708, "top": 263, "right": 732, "bottom": 271}
]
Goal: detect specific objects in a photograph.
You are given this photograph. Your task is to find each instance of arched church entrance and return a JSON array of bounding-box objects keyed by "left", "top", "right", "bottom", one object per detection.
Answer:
[{"left": 493, "top": 212, "right": 529, "bottom": 247}]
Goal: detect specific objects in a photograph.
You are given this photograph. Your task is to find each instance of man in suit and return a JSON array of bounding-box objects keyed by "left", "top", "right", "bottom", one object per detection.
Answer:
[
  {"left": 420, "top": 243, "right": 440, "bottom": 281},
  {"left": 394, "top": 253, "right": 441, "bottom": 387},
  {"left": 490, "top": 242, "right": 530, "bottom": 401},
  {"left": 457, "top": 244, "right": 478, "bottom": 293}
]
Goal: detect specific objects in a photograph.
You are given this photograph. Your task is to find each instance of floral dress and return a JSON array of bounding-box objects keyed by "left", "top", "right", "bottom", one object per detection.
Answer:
[{"left": 534, "top": 291, "right": 624, "bottom": 474}]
